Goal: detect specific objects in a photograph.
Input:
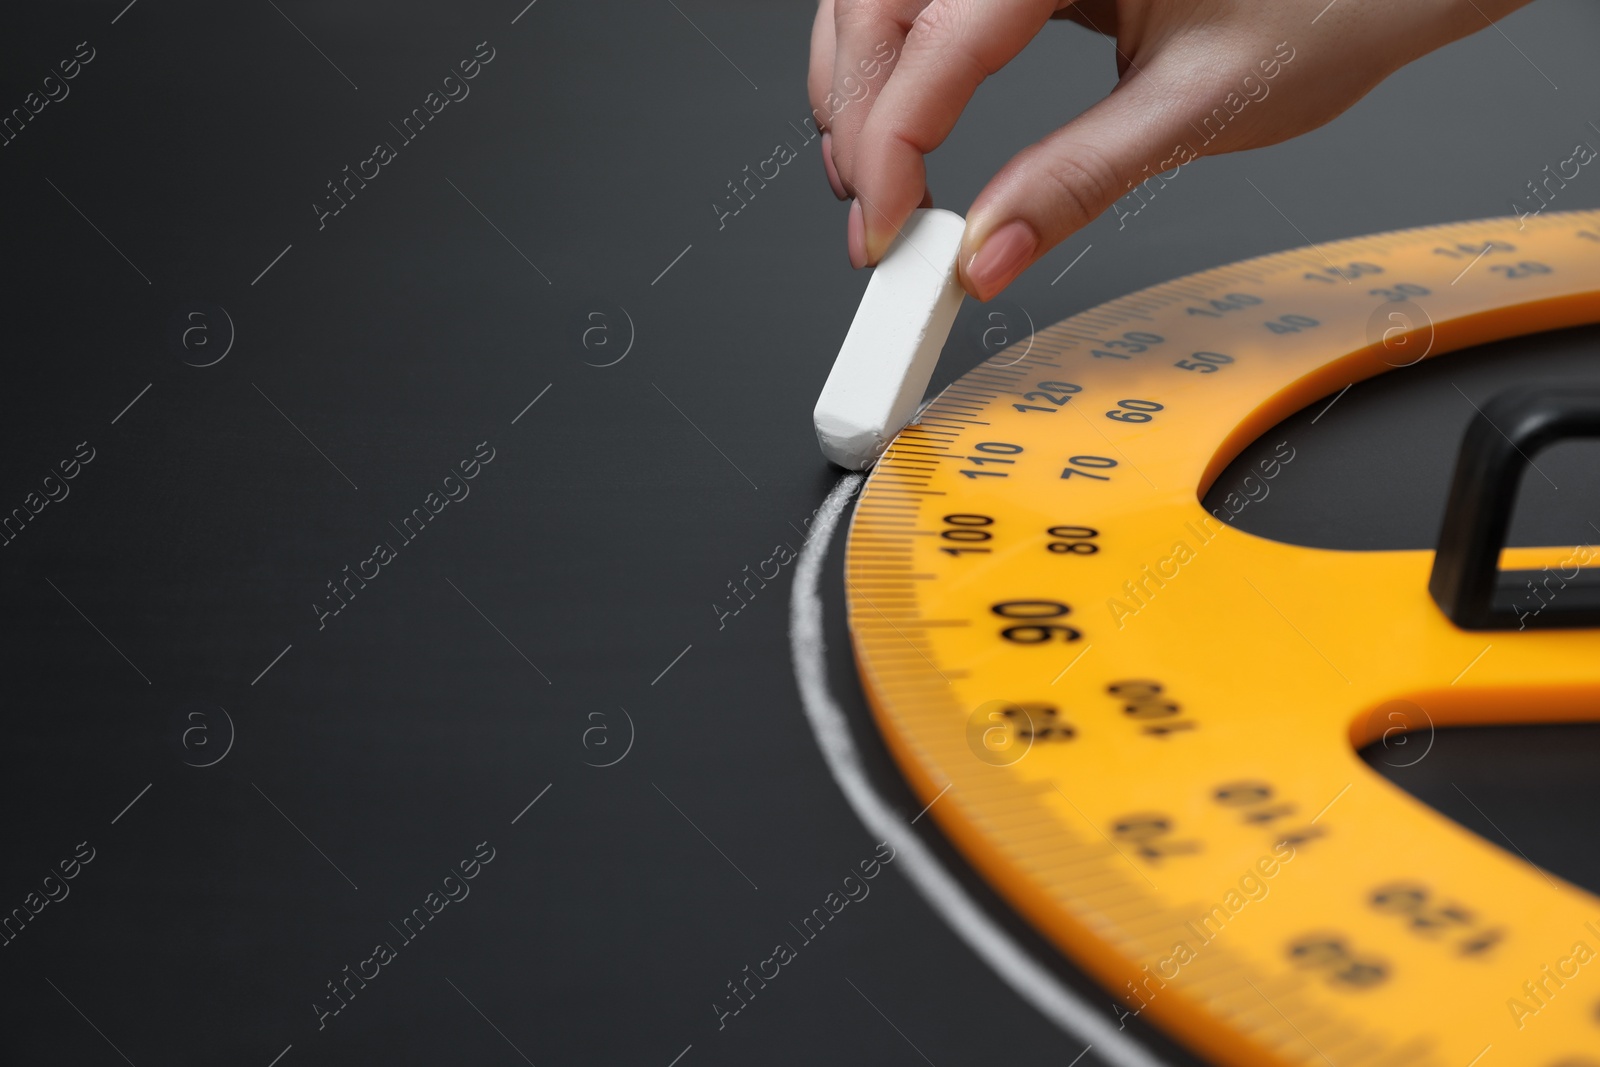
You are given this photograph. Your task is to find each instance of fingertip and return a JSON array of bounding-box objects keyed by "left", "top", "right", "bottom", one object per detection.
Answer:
[
  {"left": 961, "top": 218, "right": 1038, "bottom": 302},
  {"left": 860, "top": 193, "right": 923, "bottom": 266},
  {"left": 863, "top": 209, "right": 892, "bottom": 267},
  {"left": 853, "top": 184, "right": 935, "bottom": 266}
]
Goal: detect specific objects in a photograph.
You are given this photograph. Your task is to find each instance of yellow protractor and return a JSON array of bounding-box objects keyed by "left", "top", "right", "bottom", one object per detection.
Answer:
[{"left": 845, "top": 209, "right": 1600, "bottom": 1067}]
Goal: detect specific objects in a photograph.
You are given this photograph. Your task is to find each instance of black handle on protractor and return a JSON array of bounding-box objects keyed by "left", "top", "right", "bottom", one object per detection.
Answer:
[{"left": 1429, "top": 386, "right": 1600, "bottom": 630}]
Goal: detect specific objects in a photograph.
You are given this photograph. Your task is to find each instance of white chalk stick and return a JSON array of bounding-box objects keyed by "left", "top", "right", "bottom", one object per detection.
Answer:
[{"left": 814, "top": 208, "right": 966, "bottom": 469}]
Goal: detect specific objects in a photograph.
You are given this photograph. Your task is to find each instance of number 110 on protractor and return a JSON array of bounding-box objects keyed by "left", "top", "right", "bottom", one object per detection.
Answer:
[{"left": 845, "top": 211, "right": 1600, "bottom": 1066}]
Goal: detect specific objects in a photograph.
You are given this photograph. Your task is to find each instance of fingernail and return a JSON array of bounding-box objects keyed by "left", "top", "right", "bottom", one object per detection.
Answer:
[
  {"left": 847, "top": 199, "right": 866, "bottom": 269},
  {"left": 822, "top": 132, "right": 846, "bottom": 200},
  {"left": 965, "top": 219, "right": 1038, "bottom": 300}
]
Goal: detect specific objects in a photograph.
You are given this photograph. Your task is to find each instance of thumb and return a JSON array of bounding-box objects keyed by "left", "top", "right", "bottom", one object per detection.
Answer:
[{"left": 959, "top": 47, "right": 1270, "bottom": 300}]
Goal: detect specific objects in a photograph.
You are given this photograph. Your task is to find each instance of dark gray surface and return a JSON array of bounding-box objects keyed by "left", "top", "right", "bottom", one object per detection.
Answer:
[{"left": 2, "top": 2, "right": 1598, "bottom": 1064}]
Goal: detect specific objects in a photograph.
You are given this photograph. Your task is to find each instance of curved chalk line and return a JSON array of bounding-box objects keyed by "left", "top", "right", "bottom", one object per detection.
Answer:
[{"left": 789, "top": 472, "right": 1171, "bottom": 1067}]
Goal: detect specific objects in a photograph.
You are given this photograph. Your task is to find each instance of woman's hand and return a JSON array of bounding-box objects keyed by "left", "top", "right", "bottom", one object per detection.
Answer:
[{"left": 809, "top": 0, "right": 1535, "bottom": 299}]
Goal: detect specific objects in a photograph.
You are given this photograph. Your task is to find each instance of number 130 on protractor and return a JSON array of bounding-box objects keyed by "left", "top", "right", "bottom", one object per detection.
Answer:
[{"left": 845, "top": 210, "right": 1600, "bottom": 1066}]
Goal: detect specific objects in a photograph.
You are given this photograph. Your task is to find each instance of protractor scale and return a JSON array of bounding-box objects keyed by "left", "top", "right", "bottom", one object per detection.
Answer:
[{"left": 844, "top": 210, "right": 1600, "bottom": 1066}]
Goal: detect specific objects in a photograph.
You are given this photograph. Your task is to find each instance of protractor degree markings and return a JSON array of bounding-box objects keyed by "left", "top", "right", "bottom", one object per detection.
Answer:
[
  {"left": 1024, "top": 855, "right": 1158, "bottom": 899},
  {"left": 851, "top": 212, "right": 1600, "bottom": 1062}
]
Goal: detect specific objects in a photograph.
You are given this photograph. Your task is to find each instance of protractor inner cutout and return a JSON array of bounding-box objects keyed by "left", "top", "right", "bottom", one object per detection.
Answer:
[{"left": 844, "top": 210, "right": 1600, "bottom": 1067}]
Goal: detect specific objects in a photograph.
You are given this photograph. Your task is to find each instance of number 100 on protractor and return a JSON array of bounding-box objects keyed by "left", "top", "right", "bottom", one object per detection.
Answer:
[{"left": 845, "top": 210, "right": 1600, "bottom": 1066}]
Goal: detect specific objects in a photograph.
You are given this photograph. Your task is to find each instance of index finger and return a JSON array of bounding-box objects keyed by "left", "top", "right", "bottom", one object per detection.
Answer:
[{"left": 852, "top": 0, "right": 1061, "bottom": 264}]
